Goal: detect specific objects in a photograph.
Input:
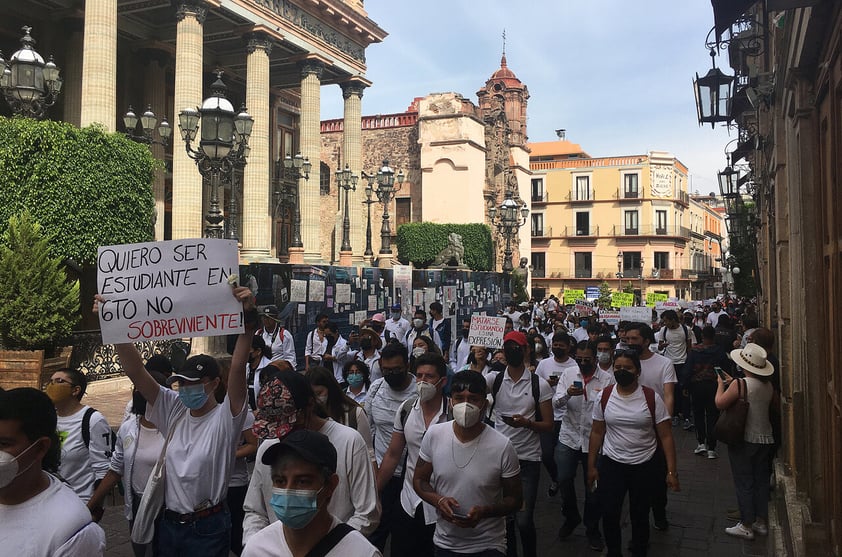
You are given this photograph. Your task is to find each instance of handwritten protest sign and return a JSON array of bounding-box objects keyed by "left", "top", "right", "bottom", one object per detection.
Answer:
[
  {"left": 97, "top": 239, "right": 243, "bottom": 344},
  {"left": 309, "top": 280, "right": 325, "bottom": 302},
  {"left": 468, "top": 315, "right": 507, "bottom": 349},
  {"left": 335, "top": 284, "right": 351, "bottom": 304},
  {"left": 645, "top": 292, "right": 668, "bottom": 307},
  {"left": 599, "top": 310, "right": 621, "bottom": 326},
  {"left": 563, "top": 289, "right": 585, "bottom": 304},
  {"left": 289, "top": 280, "right": 307, "bottom": 303},
  {"left": 611, "top": 292, "right": 635, "bottom": 307},
  {"left": 620, "top": 306, "right": 653, "bottom": 323}
]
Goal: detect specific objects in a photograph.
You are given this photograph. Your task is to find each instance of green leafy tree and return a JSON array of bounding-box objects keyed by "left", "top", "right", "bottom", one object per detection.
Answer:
[
  {"left": 395, "top": 222, "right": 493, "bottom": 270},
  {"left": 0, "top": 117, "right": 155, "bottom": 263},
  {"left": 0, "top": 212, "right": 80, "bottom": 353},
  {"left": 597, "top": 281, "right": 613, "bottom": 309},
  {"left": 623, "top": 281, "right": 635, "bottom": 294}
]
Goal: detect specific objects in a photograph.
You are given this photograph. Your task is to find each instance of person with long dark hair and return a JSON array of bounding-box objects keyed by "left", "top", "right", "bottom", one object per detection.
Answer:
[{"left": 343, "top": 360, "right": 371, "bottom": 404}]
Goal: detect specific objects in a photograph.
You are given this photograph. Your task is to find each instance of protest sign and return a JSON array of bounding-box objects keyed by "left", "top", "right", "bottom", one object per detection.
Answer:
[
  {"left": 563, "top": 289, "right": 585, "bottom": 304},
  {"left": 612, "top": 292, "right": 635, "bottom": 307},
  {"left": 335, "top": 284, "right": 351, "bottom": 304},
  {"left": 289, "top": 279, "right": 307, "bottom": 302},
  {"left": 620, "top": 306, "right": 653, "bottom": 323},
  {"left": 599, "top": 310, "right": 621, "bottom": 326},
  {"left": 574, "top": 303, "right": 593, "bottom": 316},
  {"left": 467, "top": 315, "right": 507, "bottom": 349},
  {"left": 645, "top": 292, "right": 668, "bottom": 307},
  {"left": 309, "top": 280, "right": 325, "bottom": 302},
  {"left": 96, "top": 239, "right": 243, "bottom": 344}
]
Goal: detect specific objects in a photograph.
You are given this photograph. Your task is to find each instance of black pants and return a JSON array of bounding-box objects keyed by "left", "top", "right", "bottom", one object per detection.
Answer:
[
  {"left": 675, "top": 364, "right": 692, "bottom": 419},
  {"left": 227, "top": 485, "right": 247, "bottom": 556},
  {"left": 539, "top": 421, "right": 561, "bottom": 482},
  {"left": 650, "top": 447, "right": 667, "bottom": 523},
  {"left": 598, "top": 455, "right": 656, "bottom": 557},
  {"left": 368, "top": 475, "right": 403, "bottom": 552},
  {"left": 689, "top": 381, "right": 719, "bottom": 450},
  {"left": 391, "top": 504, "right": 435, "bottom": 557}
]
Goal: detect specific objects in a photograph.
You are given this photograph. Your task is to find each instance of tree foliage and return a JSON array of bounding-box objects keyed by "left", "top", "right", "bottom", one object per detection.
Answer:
[
  {"left": 0, "top": 117, "right": 156, "bottom": 264},
  {"left": 597, "top": 281, "right": 613, "bottom": 309},
  {"left": 395, "top": 222, "right": 494, "bottom": 271},
  {"left": 0, "top": 212, "right": 80, "bottom": 352}
]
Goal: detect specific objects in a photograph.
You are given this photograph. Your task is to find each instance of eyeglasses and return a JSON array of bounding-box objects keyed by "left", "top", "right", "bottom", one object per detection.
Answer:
[
  {"left": 49, "top": 377, "right": 76, "bottom": 386},
  {"left": 381, "top": 366, "right": 406, "bottom": 376},
  {"left": 574, "top": 357, "right": 594, "bottom": 364}
]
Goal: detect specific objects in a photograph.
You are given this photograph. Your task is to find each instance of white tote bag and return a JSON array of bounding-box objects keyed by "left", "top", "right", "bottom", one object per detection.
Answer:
[{"left": 131, "top": 410, "right": 185, "bottom": 545}]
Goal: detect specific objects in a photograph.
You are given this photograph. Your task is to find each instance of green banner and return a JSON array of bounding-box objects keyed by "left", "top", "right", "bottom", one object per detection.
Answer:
[
  {"left": 646, "top": 292, "right": 668, "bottom": 307},
  {"left": 563, "top": 289, "right": 585, "bottom": 304},
  {"left": 612, "top": 292, "right": 635, "bottom": 307}
]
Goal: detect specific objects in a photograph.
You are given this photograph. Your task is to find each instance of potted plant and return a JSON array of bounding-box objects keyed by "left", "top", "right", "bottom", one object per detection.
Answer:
[{"left": 0, "top": 212, "right": 79, "bottom": 389}]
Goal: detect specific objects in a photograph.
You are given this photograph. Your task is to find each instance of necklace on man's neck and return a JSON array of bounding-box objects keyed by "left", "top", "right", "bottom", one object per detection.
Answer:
[{"left": 451, "top": 428, "right": 482, "bottom": 469}]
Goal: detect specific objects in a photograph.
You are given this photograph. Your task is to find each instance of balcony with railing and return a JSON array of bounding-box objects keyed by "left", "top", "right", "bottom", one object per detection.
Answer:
[
  {"left": 612, "top": 225, "right": 690, "bottom": 239},
  {"left": 560, "top": 226, "right": 600, "bottom": 238},
  {"left": 531, "top": 192, "right": 549, "bottom": 203},
  {"left": 534, "top": 267, "right": 692, "bottom": 281}
]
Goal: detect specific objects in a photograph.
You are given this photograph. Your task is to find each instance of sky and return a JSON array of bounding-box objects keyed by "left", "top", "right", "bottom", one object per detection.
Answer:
[{"left": 321, "top": 0, "right": 735, "bottom": 195}]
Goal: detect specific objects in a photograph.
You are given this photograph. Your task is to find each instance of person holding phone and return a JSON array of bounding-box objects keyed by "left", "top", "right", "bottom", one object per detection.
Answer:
[{"left": 682, "top": 326, "right": 731, "bottom": 459}]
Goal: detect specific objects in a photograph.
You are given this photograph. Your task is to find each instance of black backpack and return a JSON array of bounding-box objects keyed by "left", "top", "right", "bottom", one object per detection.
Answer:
[
  {"left": 489, "top": 371, "right": 543, "bottom": 422},
  {"left": 81, "top": 407, "right": 116, "bottom": 458}
]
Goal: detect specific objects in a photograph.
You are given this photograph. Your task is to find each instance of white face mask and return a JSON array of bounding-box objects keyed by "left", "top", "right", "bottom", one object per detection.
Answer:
[
  {"left": 416, "top": 379, "right": 439, "bottom": 403},
  {"left": 452, "top": 402, "right": 483, "bottom": 428},
  {"left": 411, "top": 347, "right": 426, "bottom": 359},
  {"left": 412, "top": 318, "right": 425, "bottom": 329},
  {"left": 597, "top": 351, "right": 611, "bottom": 364},
  {"left": 316, "top": 394, "right": 329, "bottom": 407},
  {"left": 0, "top": 441, "right": 39, "bottom": 489}
]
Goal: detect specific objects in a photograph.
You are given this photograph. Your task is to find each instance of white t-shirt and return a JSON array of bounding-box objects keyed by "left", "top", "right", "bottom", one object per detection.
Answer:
[
  {"left": 419, "top": 423, "right": 520, "bottom": 554},
  {"left": 242, "top": 420, "right": 379, "bottom": 544},
  {"left": 553, "top": 367, "right": 615, "bottom": 452},
  {"left": 243, "top": 517, "right": 381, "bottom": 557},
  {"left": 146, "top": 386, "right": 248, "bottom": 514},
  {"left": 259, "top": 326, "right": 297, "bottom": 368},
  {"left": 394, "top": 397, "right": 450, "bottom": 523},
  {"left": 56, "top": 406, "right": 112, "bottom": 502},
  {"left": 230, "top": 412, "right": 257, "bottom": 488},
  {"left": 535, "top": 357, "right": 579, "bottom": 421},
  {"left": 385, "top": 316, "right": 411, "bottom": 345},
  {"left": 486, "top": 369, "right": 553, "bottom": 461},
  {"left": 130, "top": 423, "right": 166, "bottom": 494},
  {"left": 658, "top": 325, "right": 689, "bottom": 364},
  {"left": 365, "top": 377, "right": 417, "bottom": 471},
  {"left": 706, "top": 310, "right": 726, "bottom": 328},
  {"left": 638, "top": 352, "right": 678, "bottom": 400},
  {"left": 592, "top": 386, "right": 670, "bottom": 464},
  {"left": 305, "top": 328, "right": 328, "bottom": 363},
  {"left": 0, "top": 474, "right": 106, "bottom": 556},
  {"left": 450, "top": 335, "right": 472, "bottom": 371}
]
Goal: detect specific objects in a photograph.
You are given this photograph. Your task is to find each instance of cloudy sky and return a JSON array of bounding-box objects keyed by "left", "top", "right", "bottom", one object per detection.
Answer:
[{"left": 321, "top": 0, "right": 735, "bottom": 195}]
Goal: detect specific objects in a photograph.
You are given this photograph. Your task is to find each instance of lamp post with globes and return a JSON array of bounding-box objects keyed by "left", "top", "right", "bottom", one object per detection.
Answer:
[
  {"left": 123, "top": 106, "right": 172, "bottom": 146},
  {"left": 177, "top": 71, "right": 253, "bottom": 239},
  {"left": 488, "top": 188, "right": 529, "bottom": 292},
  {"left": 336, "top": 163, "right": 358, "bottom": 266},
  {"left": 362, "top": 179, "right": 377, "bottom": 263},
  {"left": 362, "top": 160, "right": 405, "bottom": 268},
  {"left": 639, "top": 255, "right": 646, "bottom": 306},
  {"left": 0, "top": 26, "right": 62, "bottom": 119},
  {"left": 616, "top": 251, "right": 623, "bottom": 291}
]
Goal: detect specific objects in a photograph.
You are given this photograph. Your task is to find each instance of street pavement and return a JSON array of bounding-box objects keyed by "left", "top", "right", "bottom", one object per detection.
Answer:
[{"left": 87, "top": 384, "right": 770, "bottom": 556}]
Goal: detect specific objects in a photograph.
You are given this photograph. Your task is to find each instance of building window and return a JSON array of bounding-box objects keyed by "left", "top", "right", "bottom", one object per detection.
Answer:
[
  {"left": 575, "top": 212, "right": 590, "bottom": 235},
  {"left": 531, "top": 178, "right": 544, "bottom": 202},
  {"left": 623, "top": 251, "right": 642, "bottom": 277},
  {"left": 320, "top": 162, "right": 330, "bottom": 195},
  {"left": 654, "top": 251, "right": 669, "bottom": 269},
  {"left": 624, "top": 210, "right": 639, "bottom": 235},
  {"left": 395, "top": 198, "right": 411, "bottom": 228},
  {"left": 531, "top": 213, "right": 544, "bottom": 236},
  {"left": 574, "top": 175, "right": 591, "bottom": 200},
  {"left": 575, "top": 252, "right": 592, "bottom": 278},
  {"left": 531, "top": 252, "right": 546, "bottom": 278},
  {"left": 624, "top": 173, "right": 639, "bottom": 198},
  {"left": 656, "top": 210, "right": 667, "bottom": 234}
]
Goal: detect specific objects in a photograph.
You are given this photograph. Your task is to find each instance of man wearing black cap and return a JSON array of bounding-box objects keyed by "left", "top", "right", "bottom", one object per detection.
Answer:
[
  {"left": 242, "top": 430, "right": 381, "bottom": 557},
  {"left": 258, "top": 305, "right": 297, "bottom": 369}
]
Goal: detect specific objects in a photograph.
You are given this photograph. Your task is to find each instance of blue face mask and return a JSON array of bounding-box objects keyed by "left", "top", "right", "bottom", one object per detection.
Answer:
[
  {"left": 270, "top": 487, "right": 323, "bottom": 529},
  {"left": 178, "top": 383, "right": 209, "bottom": 410},
  {"left": 347, "top": 373, "right": 365, "bottom": 388}
]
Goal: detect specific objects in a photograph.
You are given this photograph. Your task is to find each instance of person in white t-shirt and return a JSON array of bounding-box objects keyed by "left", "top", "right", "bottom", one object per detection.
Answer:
[
  {"left": 385, "top": 304, "right": 411, "bottom": 346},
  {"left": 587, "top": 351, "right": 680, "bottom": 557},
  {"left": 229, "top": 410, "right": 257, "bottom": 556},
  {"left": 413, "top": 370, "right": 522, "bottom": 556},
  {"left": 321, "top": 322, "right": 351, "bottom": 385},
  {"left": 624, "top": 322, "right": 677, "bottom": 532},
  {"left": 46, "top": 368, "right": 112, "bottom": 503},
  {"left": 304, "top": 313, "right": 330, "bottom": 370},
  {"left": 706, "top": 302, "right": 727, "bottom": 328},
  {"left": 377, "top": 353, "right": 451, "bottom": 557},
  {"left": 257, "top": 305, "right": 297, "bottom": 369},
  {"left": 449, "top": 318, "right": 473, "bottom": 372},
  {"left": 595, "top": 336, "right": 614, "bottom": 374},
  {"left": 658, "top": 310, "right": 693, "bottom": 429},
  {"left": 0, "top": 387, "right": 106, "bottom": 556},
  {"left": 99, "top": 285, "right": 254, "bottom": 557},
  {"left": 242, "top": 430, "right": 381, "bottom": 557},
  {"left": 243, "top": 366, "right": 379, "bottom": 545}
]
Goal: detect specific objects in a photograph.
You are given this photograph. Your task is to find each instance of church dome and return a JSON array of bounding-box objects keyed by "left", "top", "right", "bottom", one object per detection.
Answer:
[{"left": 488, "top": 54, "right": 522, "bottom": 88}]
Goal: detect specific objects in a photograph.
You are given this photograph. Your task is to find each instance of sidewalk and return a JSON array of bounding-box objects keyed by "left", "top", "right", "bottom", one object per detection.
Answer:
[{"left": 87, "top": 385, "right": 770, "bottom": 556}]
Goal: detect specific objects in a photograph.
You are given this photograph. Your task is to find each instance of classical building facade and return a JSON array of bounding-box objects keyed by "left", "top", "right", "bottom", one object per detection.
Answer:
[
  {"left": 0, "top": 0, "right": 386, "bottom": 265},
  {"left": 527, "top": 139, "right": 725, "bottom": 301},
  {"left": 319, "top": 54, "right": 532, "bottom": 271}
]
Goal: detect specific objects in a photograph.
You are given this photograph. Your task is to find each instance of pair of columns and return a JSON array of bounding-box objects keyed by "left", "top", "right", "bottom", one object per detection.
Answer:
[{"left": 76, "top": 0, "right": 369, "bottom": 264}]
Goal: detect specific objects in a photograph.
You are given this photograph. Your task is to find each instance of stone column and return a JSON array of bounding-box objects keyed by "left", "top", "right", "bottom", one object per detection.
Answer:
[
  {"left": 340, "top": 80, "right": 366, "bottom": 265},
  {"left": 143, "top": 52, "right": 169, "bottom": 240},
  {"left": 171, "top": 2, "right": 206, "bottom": 240},
  {"left": 80, "top": 0, "right": 117, "bottom": 129},
  {"left": 239, "top": 34, "right": 273, "bottom": 263},
  {"left": 61, "top": 20, "right": 84, "bottom": 127},
  {"left": 297, "top": 59, "right": 323, "bottom": 263}
]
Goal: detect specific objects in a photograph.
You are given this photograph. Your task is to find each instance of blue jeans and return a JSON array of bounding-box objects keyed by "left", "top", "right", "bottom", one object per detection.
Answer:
[
  {"left": 728, "top": 442, "right": 772, "bottom": 524},
  {"left": 505, "top": 459, "right": 539, "bottom": 557},
  {"left": 436, "top": 548, "right": 505, "bottom": 557},
  {"left": 555, "top": 442, "right": 600, "bottom": 536},
  {"left": 158, "top": 508, "right": 231, "bottom": 557}
]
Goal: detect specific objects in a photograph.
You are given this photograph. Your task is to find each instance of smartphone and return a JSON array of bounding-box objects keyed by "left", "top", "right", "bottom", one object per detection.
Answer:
[
  {"left": 452, "top": 510, "right": 468, "bottom": 520},
  {"left": 714, "top": 366, "right": 726, "bottom": 379},
  {"left": 573, "top": 380, "right": 583, "bottom": 389}
]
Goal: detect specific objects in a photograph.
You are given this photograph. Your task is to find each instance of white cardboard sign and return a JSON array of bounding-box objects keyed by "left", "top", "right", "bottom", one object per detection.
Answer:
[
  {"left": 97, "top": 239, "right": 243, "bottom": 344},
  {"left": 467, "top": 315, "right": 507, "bottom": 349},
  {"left": 619, "top": 306, "right": 653, "bottom": 323}
]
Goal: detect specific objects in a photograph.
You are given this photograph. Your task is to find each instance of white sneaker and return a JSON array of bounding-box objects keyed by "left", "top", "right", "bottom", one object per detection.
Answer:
[
  {"left": 725, "top": 522, "right": 755, "bottom": 540},
  {"left": 752, "top": 521, "right": 768, "bottom": 535},
  {"left": 707, "top": 449, "right": 719, "bottom": 459},
  {"left": 694, "top": 443, "right": 708, "bottom": 455}
]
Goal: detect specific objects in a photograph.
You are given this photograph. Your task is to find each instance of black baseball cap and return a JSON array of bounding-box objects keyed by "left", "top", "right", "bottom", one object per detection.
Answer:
[
  {"left": 166, "top": 354, "right": 220, "bottom": 384},
  {"left": 261, "top": 429, "right": 338, "bottom": 473}
]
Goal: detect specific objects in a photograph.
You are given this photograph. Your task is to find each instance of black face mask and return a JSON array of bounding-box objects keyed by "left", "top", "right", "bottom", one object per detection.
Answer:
[
  {"left": 614, "top": 369, "right": 636, "bottom": 387},
  {"left": 578, "top": 362, "right": 595, "bottom": 376},
  {"left": 360, "top": 338, "right": 373, "bottom": 350},
  {"left": 383, "top": 372, "right": 407, "bottom": 389},
  {"left": 552, "top": 347, "right": 568, "bottom": 360},
  {"left": 131, "top": 390, "right": 147, "bottom": 416},
  {"left": 504, "top": 346, "right": 525, "bottom": 368},
  {"left": 461, "top": 328, "right": 469, "bottom": 338},
  {"left": 624, "top": 344, "right": 642, "bottom": 356},
  {"left": 489, "top": 360, "right": 507, "bottom": 373}
]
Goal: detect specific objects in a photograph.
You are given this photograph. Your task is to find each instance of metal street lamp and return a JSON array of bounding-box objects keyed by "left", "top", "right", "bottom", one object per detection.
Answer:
[
  {"left": 693, "top": 48, "right": 734, "bottom": 128},
  {"left": 0, "top": 26, "right": 62, "bottom": 119},
  {"left": 362, "top": 179, "right": 377, "bottom": 262},
  {"left": 616, "top": 251, "right": 623, "bottom": 290},
  {"left": 362, "top": 160, "right": 405, "bottom": 264},
  {"left": 280, "top": 152, "right": 312, "bottom": 250},
  {"left": 336, "top": 163, "right": 359, "bottom": 255},
  {"left": 123, "top": 105, "right": 172, "bottom": 146},
  {"left": 488, "top": 188, "right": 529, "bottom": 275},
  {"left": 177, "top": 71, "right": 253, "bottom": 239},
  {"left": 639, "top": 255, "right": 645, "bottom": 305}
]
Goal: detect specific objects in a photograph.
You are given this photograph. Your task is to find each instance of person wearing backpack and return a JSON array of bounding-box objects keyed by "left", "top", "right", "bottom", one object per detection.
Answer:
[
  {"left": 587, "top": 350, "right": 680, "bottom": 557},
  {"left": 46, "top": 368, "right": 112, "bottom": 504},
  {"left": 376, "top": 352, "right": 451, "bottom": 557},
  {"left": 657, "top": 310, "right": 693, "bottom": 431},
  {"left": 485, "top": 331, "right": 554, "bottom": 557},
  {"left": 682, "top": 326, "right": 730, "bottom": 459}
]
